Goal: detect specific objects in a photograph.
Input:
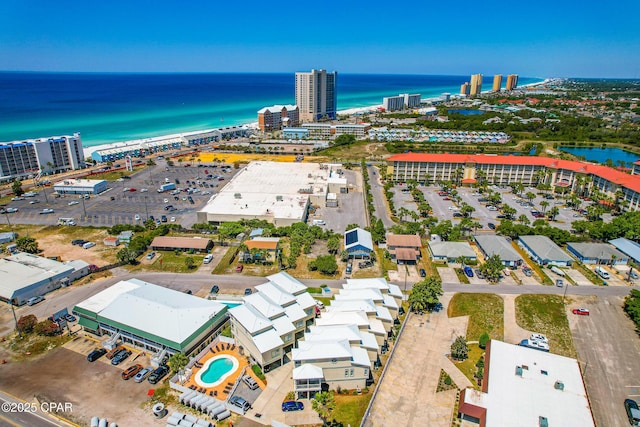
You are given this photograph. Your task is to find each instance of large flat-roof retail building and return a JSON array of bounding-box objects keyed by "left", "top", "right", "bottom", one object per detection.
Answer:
[
  {"left": 74, "top": 278, "right": 228, "bottom": 356},
  {"left": 0, "top": 132, "right": 84, "bottom": 182},
  {"left": 53, "top": 178, "right": 108, "bottom": 195},
  {"left": 0, "top": 253, "right": 87, "bottom": 305},
  {"left": 458, "top": 340, "right": 594, "bottom": 427},
  {"left": 197, "top": 161, "right": 342, "bottom": 226}
]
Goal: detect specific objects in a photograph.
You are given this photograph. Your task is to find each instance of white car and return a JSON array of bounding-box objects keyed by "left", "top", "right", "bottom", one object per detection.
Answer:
[
  {"left": 68, "top": 201, "right": 79, "bottom": 206},
  {"left": 530, "top": 333, "right": 548, "bottom": 343},
  {"left": 140, "top": 188, "right": 148, "bottom": 193},
  {"left": 170, "top": 217, "right": 176, "bottom": 222},
  {"left": 163, "top": 198, "right": 169, "bottom": 203},
  {"left": 134, "top": 214, "right": 141, "bottom": 221},
  {"left": 202, "top": 191, "right": 211, "bottom": 195}
]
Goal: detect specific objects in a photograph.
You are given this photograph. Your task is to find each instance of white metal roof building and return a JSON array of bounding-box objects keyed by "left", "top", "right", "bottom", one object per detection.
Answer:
[
  {"left": 73, "top": 278, "right": 228, "bottom": 355},
  {"left": 344, "top": 228, "right": 374, "bottom": 258},
  {"left": 518, "top": 235, "right": 573, "bottom": 267},
  {"left": 228, "top": 272, "right": 316, "bottom": 371},
  {"left": 0, "top": 253, "right": 78, "bottom": 305},
  {"left": 458, "top": 340, "right": 595, "bottom": 427},
  {"left": 53, "top": 178, "right": 108, "bottom": 195},
  {"left": 197, "top": 161, "right": 337, "bottom": 226}
]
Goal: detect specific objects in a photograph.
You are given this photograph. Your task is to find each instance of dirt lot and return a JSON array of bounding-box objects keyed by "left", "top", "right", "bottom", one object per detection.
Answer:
[{"left": 0, "top": 338, "right": 166, "bottom": 427}]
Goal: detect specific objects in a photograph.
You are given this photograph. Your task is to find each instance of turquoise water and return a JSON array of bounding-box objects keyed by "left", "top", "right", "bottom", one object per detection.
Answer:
[
  {"left": 200, "top": 357, "right": 235, "bottom": 384},
  {"left": 559, "top": 147, "right": 639, "bottom": 165},
  {"left": 221, "top": 302, "right": 241, "bottom": 309},
  {"left": 0, "top": 72, "right": 544, "bottom": 146}
]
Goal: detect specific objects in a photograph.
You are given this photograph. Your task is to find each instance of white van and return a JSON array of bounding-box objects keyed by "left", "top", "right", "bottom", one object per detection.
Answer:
[
  {"left": 312, "top": 219, "right": 326, "bottom": 226},
  {"left": 203, "top": 254, "right": 213, "bottom": 264},
  {"left": 82, "top": 242, "right": 96, "bottom": 249},
  {"left": 595, "top": 266, "right": 610, "bottom": 279}
]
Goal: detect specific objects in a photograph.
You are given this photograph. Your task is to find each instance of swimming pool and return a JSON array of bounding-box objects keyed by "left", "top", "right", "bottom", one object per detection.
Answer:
[{"left": 194, "top": 355, "right": 239, "bottom": 388}]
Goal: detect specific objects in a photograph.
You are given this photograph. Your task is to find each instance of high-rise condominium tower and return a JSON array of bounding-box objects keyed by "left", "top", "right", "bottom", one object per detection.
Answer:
[
  {"left": 470, "top": 74, "right": 483, "bottom": 96},
  {"left": 493, "top": 74, "right": 503, "bottom": 92},
  {"left": 506, "top": 74, "right": 519, "bottom": 91},
  {"left": 295, "top": 69, "right": 338, "bottom": 123}
]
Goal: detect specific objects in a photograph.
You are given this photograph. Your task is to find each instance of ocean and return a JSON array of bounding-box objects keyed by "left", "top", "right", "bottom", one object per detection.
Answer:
[{"left": 0, "top": 72, "right": 544, "bottom": 147}]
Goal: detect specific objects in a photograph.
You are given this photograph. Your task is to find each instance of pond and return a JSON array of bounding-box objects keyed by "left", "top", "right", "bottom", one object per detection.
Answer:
[
  {"left": 559, "top": 147, "right": 639, "bottom": 165},
  {"left": 447, "top": 109, "right": 485, "bottom": 116}
]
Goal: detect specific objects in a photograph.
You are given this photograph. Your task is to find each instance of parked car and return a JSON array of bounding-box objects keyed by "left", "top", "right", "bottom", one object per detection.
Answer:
[
  {"left": 244, "top": 288, "right": 252, "bottom": 296},
  {"left": 26, "top": 296, "right": 44, "bottom": 306},
  {"left": 210, "top": 285, "right": 219, "bottom": 294},
  {"left": 68, "top": 201, "right": 79, "bottom": 206},
  {"left": 148, "top": 365, "right": 169, "bottom": 384},
  {"left": 203, "top": 254, "right": 213, "bottom": 264},
  {"left": 64, "top": 314, "right": 77, "bottom": 322},
  {"left": 105, "top": 346, "right": 125, "bottom": 360},
  {"left": 282, "top": 401, "right": 304, "bottom": 412},
  {"left": 39, "top": 208, "right": 54, "bottom": 214},
  {"left": 624, "top": 399, "right": 640, "bottom": 426},
  {"left": 134, "top": 214, "right": 141, "bottom": 221},
  {"left": 242, "top": 375, "right": 260, "bottom": 390},
  {"left": 111, "top": 349, "right": 132, "bottom": 365},
  {"left": 474, "top": 269, "right": 485, "bottom": 279},
  {"left": 134, "top": 367, "right": 153, "bottom": 383},
  {"left": 122, "top": 364, "right": 143, "bottom": 380},
  {"left": 419, "top": 268, "right": 427, "bottom": 277},
  {"left": 572, "top": 308, "right": 590, "bottom": 316},
  {"left": 522, "top": 267, "right": 533, "bottom": 277},
  {"left": 235, "top": 264, "right": 244, "bottom": 273},
  {"left": 230, "top": 396, "right": 251, "bottom": 412},
  {"left": 487, "top": 222, "right": 495, "bottom": 230},
  {"left": 5, "top": 208, "right": 18, "bottom": 213},
  {"left": 146, "top": 251, "right": 156, "bottom": 260},
  {"left": 71, "top": 239, "right": 87, "bottom": 246},
  {"left": 87, "top": 348, "right": 107, "bottom": 362},
  {"left": 463, "top": 266, "right": 474, "bottom": 277},
  {"left": 315, "top": 300, "right": 325, "bottom": 310}
]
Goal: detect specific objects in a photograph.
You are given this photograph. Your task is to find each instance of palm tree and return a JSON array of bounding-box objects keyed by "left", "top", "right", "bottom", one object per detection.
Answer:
[
  {"left": 539, "top": 200, "right": 549, "bottom": 214},
  {"left": 548, "top": 206, "right": 560, "bottom": 221},
  {"left": 518, "top": 214, "right": 530, "bottom": 225},
  {"left": 525, "top": 192, "right": 536, "bottom": 203}
]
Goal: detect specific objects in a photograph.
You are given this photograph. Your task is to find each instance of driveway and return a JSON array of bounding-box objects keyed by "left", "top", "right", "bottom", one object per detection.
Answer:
[
  {"left": 437, "top": 267, "right": 460, "bottom": 285},
  {"left": 564, "top": 267, "right": 593, "bottom": 286},
  {"left": 363, "top": 294, "right": 472, "bottom": 427},
  {"left": 568, "top": 295, "right": 640, "bottom": 427},
  {"left": 502, "top": 294, "right": 534, "bottom": 345}
]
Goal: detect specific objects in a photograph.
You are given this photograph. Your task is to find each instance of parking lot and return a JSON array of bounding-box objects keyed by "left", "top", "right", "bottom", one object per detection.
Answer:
[
  {"left": 568, "top": 295, "right": 640, "bottom": 427},
  {"left": 3, "top": 162, "right": 240, "bottom": 229}
]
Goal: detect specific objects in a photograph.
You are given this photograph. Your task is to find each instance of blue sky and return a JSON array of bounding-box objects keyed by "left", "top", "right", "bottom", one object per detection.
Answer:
[{"left": 1, "top": 0, "right": 639, "bottom": 78}]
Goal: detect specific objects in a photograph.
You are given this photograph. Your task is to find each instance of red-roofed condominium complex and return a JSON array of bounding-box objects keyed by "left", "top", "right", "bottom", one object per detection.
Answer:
[{"left": 388, "top": 153, "right": 640, "bottom": 212}]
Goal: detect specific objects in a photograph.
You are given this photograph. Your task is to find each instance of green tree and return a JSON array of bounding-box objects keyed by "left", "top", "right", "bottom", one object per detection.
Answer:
[
  {"left": 548, "top": 206, "right": 560, "bottom": 221},
  {"left": 332, "top": 134, "right": 356, "bottom": 147},
  {"left": 311, "top": 391, "right": 336, "bottom": 425},
  {"left": 517, "top": 214, "right": 530, "bottom": 226},
  {"left": 451, "top": 336, "right": 469, "bottom": 361},
  {"left": 16, "top": 236, "right": 39, "bottom": 254},
  {"left": 539, "top": 200, "right": 549, "bottom": 214},
  {"left": 184, "top": 256, "right": 195, "bottom": 269},
  {"left": 116, "top": 247, "right": 139, "bottom": 264},
  {"left": 308, "top": 255, "right": 338, "bottom": 275},
  {"left": 34, "top": 320, "right": 60, "bottom": 336},
  {"left": 168, "top": 352, "right": 189, "bottom": 373},
  {"left": 502, "top": 204, "right": 517, "bottom": 220},
  {"left": 345, "top": 223, "right": 359, "bottom": 232},
  {"left": 460, "top": 203, "right": 475, "bottom": 218},
  {"left": 418, "top": 202, "right": 432, "bottom": 218},
  {"left": 218, "top": 222, "right": 245, "bottom": 240},
  {"left": 479, "top": 254, "right": 504, "bottom": 283},
  {"left": 408, "top": 276, "right": 444, "bottom": 312},
  {"left": 11, "top": 179, "right": 24, "bottom": 196},
  {"left": 371, "top": 218, "right": 386, "bottom": 243},
  {"left": 479, "top": 332, "right": 490, "bottom": 349},
  {"left": 327, "top": 236, "right": 340, "bottom": 254}
]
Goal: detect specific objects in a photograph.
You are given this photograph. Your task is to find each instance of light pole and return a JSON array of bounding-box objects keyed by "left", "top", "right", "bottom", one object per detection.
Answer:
[
  {"left": 4, "top": 211, "right": 14, "bottom": 236},
  {"left": 80, "top": 194, "right": 87, "bottom": 219}
]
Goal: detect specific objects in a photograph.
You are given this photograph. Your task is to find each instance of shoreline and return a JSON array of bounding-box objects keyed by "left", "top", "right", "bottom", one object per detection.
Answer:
[{"left": 82, "top": 78, "right": 551, "bottom": 159}]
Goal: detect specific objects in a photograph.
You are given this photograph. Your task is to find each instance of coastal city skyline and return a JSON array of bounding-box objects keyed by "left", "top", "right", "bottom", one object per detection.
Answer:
[{"left": 1, "top": 1, "right": 639, "bottom": 78}]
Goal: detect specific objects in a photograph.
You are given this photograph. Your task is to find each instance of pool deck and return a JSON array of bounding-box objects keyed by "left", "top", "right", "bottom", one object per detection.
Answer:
[{"left": 184, "top": 343, "right": 263, "bottom": 398}]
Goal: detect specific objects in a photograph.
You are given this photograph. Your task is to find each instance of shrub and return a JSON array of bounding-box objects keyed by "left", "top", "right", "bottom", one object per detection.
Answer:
[
  {"left": 17, "top": 315, "right": 38, "bottom": 334},
  {"left": 34, "top": 321, "right": 60, "bottom": 336},
  {"left": 479, "top": 332, "right": 490, "bottom": 349},
  {"left": 252, "top": 364, "right": 266, "bottom": 381},
  {"left": 451, "top": 336, "right": 468, "bottom": 361}
]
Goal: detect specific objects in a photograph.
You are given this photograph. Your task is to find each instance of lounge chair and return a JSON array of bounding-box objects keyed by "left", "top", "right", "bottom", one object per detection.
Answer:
[
  {"left": 213, "top": 390, "right": 218, "bottom": 397},
  {"left": 231, "top": 344, "right": 236, "bottom": 351},
  {"left": 216, "top": 344, "right": 220, "bottom": 352},
  {"left": 209, "top": 391, "right": 214, "bottom": 396},
  {"left": 226, "top": 343, "right": 231, "bottom": 350},
  {"left": 210, "top": 348, "right": 216, "bottom": 354}
]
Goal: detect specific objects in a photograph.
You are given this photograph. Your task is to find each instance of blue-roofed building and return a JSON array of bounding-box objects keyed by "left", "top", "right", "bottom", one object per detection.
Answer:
[
  {"left": 250, "top": 228, "right": 264, "bottom": 239},
  {"left": 609, "top": 238, "right": 640, "bottom": 264},
  {"left": 345, "top": 228, "right": 373, "bottom": 258}
]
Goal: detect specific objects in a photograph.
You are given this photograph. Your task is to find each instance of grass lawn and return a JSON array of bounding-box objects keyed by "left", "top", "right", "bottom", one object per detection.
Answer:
[
  {"left": 133, "top": 251, "right": 205, "bottom": 273},
  {"left": 515, "top": 295, "right": 576, "bottom": 358},
  {"left": 89, "top": 166, "right": 146, "bottom": 181},
  {"left": 376, "top": 248, "right": 397, "bottom": 279},
  {"left": 315, "top": 140, "right": 391, "bottom": 161},
  {"left": 212, "top": 246, "right": 240, "bottom": 274},
  {"left": 332, "top": 392, "right": 373, "bottom": 427},
  {"left": 454, "top": 268, "right": 470, "bottom": 284},
  {"left": 453, "top": 344, "right": 484, "bottom": 390},
  {"left": 448, "top": 293, "right": 504, "bottom": 342}
]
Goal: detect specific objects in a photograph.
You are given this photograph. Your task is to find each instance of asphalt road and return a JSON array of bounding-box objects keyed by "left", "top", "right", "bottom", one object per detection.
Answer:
[
  {"left": 0, "top": 393, "right": 63, "bottom": 427},
  {"left": 367, "top": 166, "right": 395, "bottom": 229}
]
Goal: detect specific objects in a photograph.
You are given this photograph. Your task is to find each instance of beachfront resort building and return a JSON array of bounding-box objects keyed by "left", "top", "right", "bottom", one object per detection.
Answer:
[
  {"left": 197, "top": 161, "right": 344, "bottom": 226},
  {"left": 295, "top": 69, "right": 338, "bottom": 122},
  {"left": 387, "top": 153, "right": 640, "bottom": 212},
  {"left": 458, "top": 340, "right": 595, "bottom": 427},
  {"left": 90, "top": 126, "right": 250, "bottom": 163},
  {"left": 470, "top": 73, "right": 483, "bottom": 96},
  {"left": 460, "top": 82, "right": 470, "bottom": 96},
  {"left": 0, "top": 132, "right": 84, "bottom": 182},
  {"left": 228, "top": 272, "right": 316, "bottom": 372},
  {"left": 53, "top": 178, "right": 108, "bottom": 195},
  {"left": 382, "top": 94, "right": 421, "bottom": 112},
  {"left": 257, "top": 105, "right": 299, "bottom": 132},
  {"left": 506, "top": 74, "right": 519, "bottom": 91},
  {"left": 74, "top": 278, "right": 228, "bottom": 356},
  {"left": 492, "top": 74, "right": 502, "bottom": 92}
]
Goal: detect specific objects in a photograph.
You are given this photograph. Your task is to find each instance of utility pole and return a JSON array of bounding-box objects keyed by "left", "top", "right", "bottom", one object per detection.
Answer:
[{"left": 80, "top": 195, "right": 87, "bottom": 219}]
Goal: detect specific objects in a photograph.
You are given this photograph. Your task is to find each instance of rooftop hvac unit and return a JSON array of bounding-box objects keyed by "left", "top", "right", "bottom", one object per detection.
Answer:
[
  {"left": 234, "top": 193, "right": 242, "bottom": 199},
  {"left": 554, "top": 380, "right": 564, "bottom": 391},
  {"left": 276, "top": 195, "right": 283, "bottom": 201}
]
